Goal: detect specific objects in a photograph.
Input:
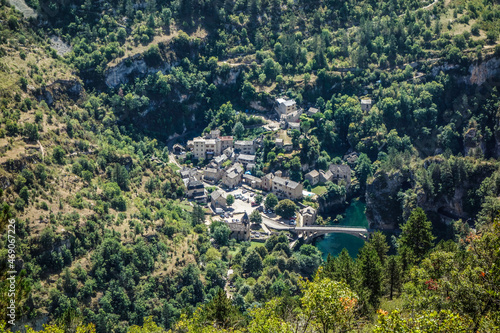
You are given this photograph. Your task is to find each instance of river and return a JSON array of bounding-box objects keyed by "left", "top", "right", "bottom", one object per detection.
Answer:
[{"left": 314, "top": 199, "right": 369, "bottom": 260}]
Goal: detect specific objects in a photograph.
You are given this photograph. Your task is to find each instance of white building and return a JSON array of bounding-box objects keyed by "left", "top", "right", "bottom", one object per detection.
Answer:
[{"left": 275, "top": 98, "right": 297, "bottom": 116}]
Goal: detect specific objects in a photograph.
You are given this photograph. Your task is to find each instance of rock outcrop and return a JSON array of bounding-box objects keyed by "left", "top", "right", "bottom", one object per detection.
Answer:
[
  {"left": 430, "top": 54, "right": 500, "bottom": 87},
  {"left": 365, "top": 169, "right": 409, "bottom": 229},
  {"left": 105, "top": 55, "right": 177, "bottom": 88},
  {"left": 36, "top": 79, "right": 84, "bottom": 106}
]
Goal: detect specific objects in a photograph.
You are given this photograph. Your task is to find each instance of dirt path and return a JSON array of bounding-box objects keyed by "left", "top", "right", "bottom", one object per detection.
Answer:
[{"left": 37, "top": 140, "right": 45, "bottom": 161}]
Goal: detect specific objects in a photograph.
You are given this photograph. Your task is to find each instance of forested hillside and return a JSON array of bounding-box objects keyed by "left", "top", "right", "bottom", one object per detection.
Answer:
[{"left": 0, "top": 0, "right": 499, "bottom": 331}]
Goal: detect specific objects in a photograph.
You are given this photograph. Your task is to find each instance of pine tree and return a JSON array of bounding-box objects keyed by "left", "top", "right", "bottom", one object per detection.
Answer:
[
  {"left": 112, "top": 164, "right": 129, "bottom": 191},
  {"left": 398, "top": 207, "right": 435, "bottom": 259},
  {"left": 358, "top": 243, "right": 383, "bottom": 309},
  {"left": 191, "top": 204, "right": 205, "bottom": 226},
  {"left": 368, "top": 231, "right": 390, "bottom": 265},
  {"left": 386, "top": 255, "right": 402, "bottom": 300}
]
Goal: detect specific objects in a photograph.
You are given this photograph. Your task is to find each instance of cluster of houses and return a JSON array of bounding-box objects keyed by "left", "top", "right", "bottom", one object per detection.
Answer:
[
  {"left": 178, "top": 96, "right": 360, "bottom": 205},
  {"left": 275, "top": 98, "right": 341, "bottom": 130},
  {"left": 174, "top": 96, "right": 374, "bottom": 242},
  {"left": 304, "top": 164, "right": 352, "bottom": 188}
]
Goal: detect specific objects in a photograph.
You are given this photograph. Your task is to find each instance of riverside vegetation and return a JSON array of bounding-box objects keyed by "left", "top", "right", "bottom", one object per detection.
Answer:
[{"left": 0, "top": 0, "right": 499, "bottom": 331}]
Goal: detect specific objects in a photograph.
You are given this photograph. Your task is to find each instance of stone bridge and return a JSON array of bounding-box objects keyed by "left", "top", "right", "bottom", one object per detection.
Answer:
[
  {"left": 293, "top": 226, "right": 372, "bottom": 241},
  {"left": 261, "top": 219, "right": 372, "bottom": 241}
]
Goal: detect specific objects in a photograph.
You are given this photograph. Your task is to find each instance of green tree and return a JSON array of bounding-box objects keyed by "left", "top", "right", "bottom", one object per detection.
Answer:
[
  {"left": 24, "top": 123, "right": 39, "bottom": 141},
  {"left": 53, "top": 146, "right": 65, "bottom": 164},
  {"left": 264, "top": 194, "right": 278, "bottom": 210},
  {"left": 368, "top": 231, "right": 390, "bottom": 265},
  {"left": 386, "top": 255, "right": 402, "bottom": 300},
  {"left": 213, "top": 223, "right": 231, "bottom": 246},
  {"left": 398, "top": 207, "right": 435, "bottom": 259},
  {"left": 374, "top": 310, "right": 474, "bottom": 332},
  {"left": 226, "top": 194, "right": 235, "bottom": 206},
  {"left": 232, "top": 122, "right": 244, "bottom": 139},
  {"left": 111, "top": 164, "right": 129, "bottom": 191},
  {"left": 203, "top": 288, "right": 243, "bottom": 329},
  {"left": 300, "top": 273, "right": 359, "bottom": 333},
  {"left": 241, "top": 81, "right": 256, "bottom": 101},
  {"left": 81, "top": 170, "right": 93, "bottom": 185},
  {"left": 249, "top": 210, "right": 262, "bottom": 224},
  {"left": 243, "top": 250, "right": 263, "bottom": 276},
  {"left": 358, "top": 243, "right": 383, "bottom": 310},
  {"left": 247, "top": 298, "right": 295, "bottom": 333},
  {"left": 355, "top": 153, "right": 372, "bottom": 190},
  {"left": 191, "top": 204, "right": 205, "bottom": 226},
  {"left": 321, "top": 249, "right": 357, "bottom": 291},
  {"left": 274, "top": 199, "right": 296, "bottom": 219},
  {"left": 255, "top": 194, "right": 263, "bottom": 205}
]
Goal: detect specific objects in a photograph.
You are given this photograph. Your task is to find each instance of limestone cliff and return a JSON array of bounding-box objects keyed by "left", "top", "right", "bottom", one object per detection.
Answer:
[
  {"left": 365, "top": 169, "right": 409, "bottom": 229},
  {"left": 105, "top": 55, "right": 177, "bottom": 88},
  {"left": 365, "top": 157, "right": 498, "bottom": 230}
]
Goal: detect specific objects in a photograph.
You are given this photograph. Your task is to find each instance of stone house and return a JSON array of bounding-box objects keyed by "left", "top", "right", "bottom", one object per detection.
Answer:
[
  {"left": 234, "top": 140, "right": 256, "bottom": 155},
  {"left": 307, "top": 107, "right": 319, "bottom": 116},
  {"left": 262, "top": 173, "right": 303, "bottom": 200},
  {"left": 203, "top": 167, "right": 222, "bottom": 183},
  {"left": 213, "top": 154, "right": 228, "bottom": 167},
  {"left": 329, "top": 164, "right": 352, "bottom": 187},
  {"left": 237, "top": 154, "right": 256, "bottom": 167},
  {"left": 301, "top": 206, "right": 317, "bottom": 226},
  {"left": 319, "top": 170, "right": 333, "bottom": 184},
  {"left": 211, "top": 189, "right": 227, "bottom": 210},
  {"left": 243, "top": 174, "right": 262, "bottom": 189},
  {"left": 222, "top": 163, "right": 244, "bottom": 189},
  {"left": 223, "top": 147, "right": 236, "bottom": 161},
  {"left": 186, "top": 178, "right": 206, "bottom": 203},
  {"left": 226, "top": 212, "right": 250, "bottom": 241},
  {"left": 305, "top": 170, "right": 320, "bottom": 186}
]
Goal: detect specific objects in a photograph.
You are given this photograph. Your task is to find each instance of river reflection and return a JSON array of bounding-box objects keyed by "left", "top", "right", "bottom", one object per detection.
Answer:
[{"left": 314, "top": 199, "right": 369, "bottom": 260}]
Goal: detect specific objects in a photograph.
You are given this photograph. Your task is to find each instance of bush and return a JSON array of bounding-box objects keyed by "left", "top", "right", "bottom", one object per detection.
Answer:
[
  {"left": 112, "top": 195, "right": 127, "bottom": 211},
  {"left": 8, "top": 16, "right": 18, "bottom": 30},
  {"left": 53, "top": 146, "right": 65, "bottom": 164},
  {"left": 15, "top": 197, "right": 26, "bottom": 211},
  {"left": 471, "top": 24, "right": 480, "bottom": 36},
  {"left": 486, "top": 30, "right": 499, "bottom": 44}
]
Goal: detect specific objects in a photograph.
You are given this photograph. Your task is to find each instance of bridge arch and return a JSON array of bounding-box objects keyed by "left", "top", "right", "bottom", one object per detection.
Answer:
[{"left": 293, "top": 226, "right": 372, "bottom": 242}]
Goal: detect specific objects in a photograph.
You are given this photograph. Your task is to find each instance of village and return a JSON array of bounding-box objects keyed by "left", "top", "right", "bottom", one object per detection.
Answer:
[{"left": 172, "top": 97, "right": 367, "bottom": 243}]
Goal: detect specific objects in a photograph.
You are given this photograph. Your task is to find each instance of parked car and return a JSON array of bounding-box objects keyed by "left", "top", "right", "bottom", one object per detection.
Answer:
[
  {"left": 251, "top": 202, "right": 258, "bottom": 206},
  {"left": 242, "top": 189, "right": 247, "bottom": 194}
]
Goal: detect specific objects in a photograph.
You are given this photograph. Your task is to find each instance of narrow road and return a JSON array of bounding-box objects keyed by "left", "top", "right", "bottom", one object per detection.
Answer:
[
  {"left": 262, "top": 217, "right": 294, "bottom": 230},
  {"left": 168, "top": 153, "right": 182, "bottom": 169}
]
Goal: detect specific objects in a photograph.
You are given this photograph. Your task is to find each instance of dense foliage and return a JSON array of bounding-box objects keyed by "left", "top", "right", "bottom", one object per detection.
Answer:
[{"left": 0, "top": 0, "right": 500, "bottom": 331}]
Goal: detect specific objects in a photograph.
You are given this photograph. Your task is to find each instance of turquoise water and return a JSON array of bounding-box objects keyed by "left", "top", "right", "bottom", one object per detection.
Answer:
[{"left": 314, "top": 199, "right": 369, "bottom": 260}]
